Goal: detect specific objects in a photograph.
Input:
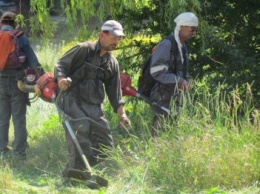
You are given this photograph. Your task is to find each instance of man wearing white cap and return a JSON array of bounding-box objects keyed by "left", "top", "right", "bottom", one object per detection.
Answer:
[
  {"left": 54, "top": 20, "right": 130, "bottom": 176},
  {"left": 149, "top": 12, "right": 199, "bottom": 136}
]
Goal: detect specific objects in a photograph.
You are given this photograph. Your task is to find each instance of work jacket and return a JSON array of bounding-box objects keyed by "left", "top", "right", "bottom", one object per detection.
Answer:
[
  {"left": 150, "top": 33, "right": 190, "bottom": 87},
  {"left": 54, "top": 40, "right": 124, "bottom": 113}
]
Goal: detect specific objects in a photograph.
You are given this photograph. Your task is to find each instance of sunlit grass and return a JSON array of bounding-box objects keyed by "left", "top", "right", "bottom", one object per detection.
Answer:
[{"left": 0, "top": 42, "right": 259, "bottom": 194}]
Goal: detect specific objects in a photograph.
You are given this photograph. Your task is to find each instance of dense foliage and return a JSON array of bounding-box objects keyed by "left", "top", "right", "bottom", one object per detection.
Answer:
[
  {"left": 16, "top": 0, "right": 260, "bottom": 109},
  {"left": 193, "top": 1, "right": 260, "bottom": 109},
  {"left": 113, "top": 0, "right": 260, "bottom": 110}
]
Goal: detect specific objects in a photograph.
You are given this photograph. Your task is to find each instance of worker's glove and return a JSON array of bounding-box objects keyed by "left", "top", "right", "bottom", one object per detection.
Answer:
[
  {"left": 34, "top": 84, "right": 42, "bottom": 96},
  {"left": 178, "top": 79, "right": 189, "bottom": 92},
  {"left": 118, "top": 115, "right": 131, "bottom": 129},
  {"left": 58, "top": 77, "right": 71, "bottom": 91}
]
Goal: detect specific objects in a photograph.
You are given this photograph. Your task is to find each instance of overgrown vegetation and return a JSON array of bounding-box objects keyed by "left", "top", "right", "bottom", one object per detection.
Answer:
[
  {"left": 0, "top": 39, "right": 259, "bottom": 193},
  {"left": 0, "top": 0, "right": 258, "bottom": 193},
  {"left": 16, "top": 0, "right": 259, "bottom": 110}
]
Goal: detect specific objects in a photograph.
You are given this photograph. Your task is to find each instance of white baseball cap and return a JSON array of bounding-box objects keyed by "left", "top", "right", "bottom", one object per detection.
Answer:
[{"left": 101, "top": 20, "right": 125, "bottom": 36}]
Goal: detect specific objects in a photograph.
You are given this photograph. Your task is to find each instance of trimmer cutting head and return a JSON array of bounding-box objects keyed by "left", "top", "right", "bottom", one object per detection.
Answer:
[{"left": 66, "top": 169, "right": 108, "bottom": 189}]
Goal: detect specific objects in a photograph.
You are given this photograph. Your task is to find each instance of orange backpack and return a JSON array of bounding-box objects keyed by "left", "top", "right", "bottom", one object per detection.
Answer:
[{"left": 0, "top": 30, "right": 24, "bottom": 71}]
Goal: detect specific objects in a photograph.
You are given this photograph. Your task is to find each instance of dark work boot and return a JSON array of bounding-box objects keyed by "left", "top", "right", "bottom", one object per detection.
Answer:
[
  {"left": 0, "top": 148, "right": 11, "bottom": 159},
  {"left": 12, "top": 151, "right": 26, "bottom": 160},
  {"left": 62, "top": 159, "right": 86, "bottom": 178},
  {"left": 88, "top": 155, "right": 104, "bottom": 167}
]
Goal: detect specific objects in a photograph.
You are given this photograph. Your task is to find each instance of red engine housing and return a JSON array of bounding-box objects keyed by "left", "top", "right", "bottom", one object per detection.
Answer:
[
  {"left": 36, "top": 72, "right": 57, "bottom": 102},
  {"left": 120, "top": 72, "right": 138, "bottom": 97}
]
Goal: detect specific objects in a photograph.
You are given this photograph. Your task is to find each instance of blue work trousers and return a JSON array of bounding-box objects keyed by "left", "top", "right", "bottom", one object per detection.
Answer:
[{"left": 0, "top": 75, "right": 28, "bottom": 155}]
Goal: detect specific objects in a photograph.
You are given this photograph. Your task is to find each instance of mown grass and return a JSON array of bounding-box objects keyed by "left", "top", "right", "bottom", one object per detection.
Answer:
[{"left": 0, "top": 41, "right": 259, "bottom": 194}]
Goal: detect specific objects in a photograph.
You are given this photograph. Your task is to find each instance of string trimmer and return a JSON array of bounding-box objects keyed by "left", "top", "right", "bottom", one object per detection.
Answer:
[
  {"left": 55, "top": 103, "right": 109, "bottom": 189},
  {"left": 35, "top": 72, "right": 108, "bottom": 189},
  {"left": 120, "top": 72, "right": 171, "bottom": 114}
]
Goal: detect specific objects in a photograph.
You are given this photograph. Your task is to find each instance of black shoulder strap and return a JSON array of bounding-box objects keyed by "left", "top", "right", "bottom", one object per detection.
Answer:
[
  {"left": 84, "top": 41, "right": 111, "bottom": 68},
  {"left": 86, "top": 41, "right": 96, "bottom": 58},
  {"left": 164, "top": 34, "right": 178, "bottom": 59},
  {"left": 166, "top": 34, "right": 189, "bottom": 74},
  {"left": 162, "top": 34, "right": 178, "bottom": 72},
  {"left": 68, "top": 41, "right": 95, "bottom": 76},
  {"left": 64, "top": 42, "right": 95, "bottom": 91},
  {"left": 13, "top": 30, "right": 24, "bottom": 37},
  {"left": 67, "top": 41, "right": 112, "bottom": 91}
]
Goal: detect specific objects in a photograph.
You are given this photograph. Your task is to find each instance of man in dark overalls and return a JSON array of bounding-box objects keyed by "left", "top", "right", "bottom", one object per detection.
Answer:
[{"left": 54, "top": 20, "right": 131, "bottom": 176}]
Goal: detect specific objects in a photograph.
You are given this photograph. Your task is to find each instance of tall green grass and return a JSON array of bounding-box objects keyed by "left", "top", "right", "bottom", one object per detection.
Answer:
[
  {"left": 106, "top": 80, "right": 260, "bottom": 194},
  {"left": 0, "top": 42, "right": 259, "bottom": 194}
]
